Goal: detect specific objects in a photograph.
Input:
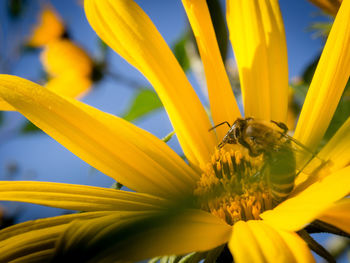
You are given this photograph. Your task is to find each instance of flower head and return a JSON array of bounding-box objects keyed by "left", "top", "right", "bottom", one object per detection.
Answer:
[{"left": 0, "top": 0, "right": 349, "bottom": 262}]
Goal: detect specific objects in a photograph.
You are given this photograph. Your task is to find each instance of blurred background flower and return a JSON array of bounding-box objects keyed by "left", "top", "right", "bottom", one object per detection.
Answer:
[
  {"left": 27, "top": 5, "right": 65, "bottom": 47},
  {"left": 29, "top": 5, "right": 94, "bottom": 99}
]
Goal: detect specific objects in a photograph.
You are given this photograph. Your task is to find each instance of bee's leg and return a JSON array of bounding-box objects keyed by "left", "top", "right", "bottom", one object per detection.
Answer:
[{"left": 271, "top": 120, "right": 288, "bottom": 134}]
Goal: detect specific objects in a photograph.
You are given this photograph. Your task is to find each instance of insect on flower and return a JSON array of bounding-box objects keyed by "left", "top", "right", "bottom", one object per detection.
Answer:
[{"left": 209, "top": 117, "right": 326, "bottom": 204}]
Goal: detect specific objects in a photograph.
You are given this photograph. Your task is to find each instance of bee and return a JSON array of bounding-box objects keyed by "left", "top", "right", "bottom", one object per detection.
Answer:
[{"left": 209, "top": 117, "right": 324, "bottom": 204}]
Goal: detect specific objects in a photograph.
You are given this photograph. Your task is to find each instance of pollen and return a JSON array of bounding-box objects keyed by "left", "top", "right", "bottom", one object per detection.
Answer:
[{"left": 194, "top": 147, "right": 273, "bottom": 225}]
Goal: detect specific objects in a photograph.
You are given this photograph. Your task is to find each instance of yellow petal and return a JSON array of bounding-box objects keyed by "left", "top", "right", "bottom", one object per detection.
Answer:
[
  {"left": 84, "top": 0, "right": 216, "bottom": 167},
  {"left": 0, "top": 227, "right": 58, "bottom": 262},
  {"left": 0, "top": 211, "right": 109, "bottom": 242},
  {"left": 0, "top": 181, "right": 168, "bottom": 212},
  {"left": 0, "top": 211, "right": 110, "bottom": 262},
  {"left": 41, "top": 39, "right": 93, "bottom": 77},
  {"left": 229, "top": 221, "right": 314, "bottom": 263},
  {"left": 294, "top": 0, "right": 350, "bottom": 150},
  {"left": 261, "top": 165, "right": 350, "bottom": 231},
  {"left": 46, "top": 74, "right": 92, "bottom": 99},
  {"left": 308, "top": 0, "right": 342, "bottom": 16},
  {"left": 227, "top": 0, "right": 288, "bottom": 122},
  {"left": 8, "top": 249, "right": 55, "bottom": 262},
  {"left": 317, "top": 116, "right": 350, "bottom": 172},
  {"left": 28, "top": 6, "right": 65, "bottom": 47},
  {"left": 0, "top": 98, "right": 15, "bottom": 111},
  {"left": 53, "top": 209, "right": 232, "bottom": 262},
  {"left": 182, "top": 0, "right": 241, "bottom": 140},
  {"left": 0, "top": 75, "right": 198, "bottom": 198},
  {"left": 319, "top": 198, "right": 350, "bottom": 234},
  {"left": 294, "top": 117, "right": 350, "bottom": 193}
]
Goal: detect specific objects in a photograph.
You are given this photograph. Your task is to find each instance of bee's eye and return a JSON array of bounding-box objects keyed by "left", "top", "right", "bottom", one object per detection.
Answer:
[{"left": 234, "top": 128, "right": 240, "bottom": 138}]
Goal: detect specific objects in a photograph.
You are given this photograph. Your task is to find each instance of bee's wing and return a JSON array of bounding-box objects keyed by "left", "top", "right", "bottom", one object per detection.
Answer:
[{"left": 282, "top": 134, "right": 326, "bottom": 175}]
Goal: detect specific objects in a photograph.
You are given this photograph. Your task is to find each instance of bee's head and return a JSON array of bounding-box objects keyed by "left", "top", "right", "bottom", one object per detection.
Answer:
[
  {"left": 237, "top": 118, "right": 266, "bottom": 157},
  {"left": 217, "top": 118, "right": 245, "bottom": 148}
]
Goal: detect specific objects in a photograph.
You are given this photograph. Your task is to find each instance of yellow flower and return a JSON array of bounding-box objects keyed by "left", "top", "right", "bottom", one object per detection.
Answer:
[
  {"left": 0, "top": 11, "right": 93, "bottom": 111},
  {"left": 0, "top": 0, "right": 349, "bottom": 262},
  {"left": 27, "top": 6, "right": 65, "bottom": 47}
]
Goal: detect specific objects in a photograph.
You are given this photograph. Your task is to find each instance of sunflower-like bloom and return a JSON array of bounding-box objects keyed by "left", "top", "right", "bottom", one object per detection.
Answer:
[
  {"left": 0, "top": 0, "right": 349, "bottom": 262},
  {"left": 0, "top": 7, "right": 93, "bottom": 111}
]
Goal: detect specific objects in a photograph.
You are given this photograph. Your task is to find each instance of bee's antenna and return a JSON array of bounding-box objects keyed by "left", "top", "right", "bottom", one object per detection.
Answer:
[{"left": 208, "top": 121, "right": 231, "bottom": 132}]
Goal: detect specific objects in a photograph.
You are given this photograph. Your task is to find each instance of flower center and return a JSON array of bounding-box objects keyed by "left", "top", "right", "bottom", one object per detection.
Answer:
[{"left": 194, "top": 147, "right": 274, "bottom": 225}]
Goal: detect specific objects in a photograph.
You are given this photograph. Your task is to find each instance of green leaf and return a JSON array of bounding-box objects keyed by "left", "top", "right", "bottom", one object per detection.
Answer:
[
  {"left": 122, "top": 89, "right": 163, "bottom": 122},
  {"left": 173, "top": 34, "right": 191, "bottom": 72},
  {"left": 207, "top": 0, "right": 228, "bottom": 61},
  {"left": 21, "top": 121, "right": 42, "bottom": 134}
]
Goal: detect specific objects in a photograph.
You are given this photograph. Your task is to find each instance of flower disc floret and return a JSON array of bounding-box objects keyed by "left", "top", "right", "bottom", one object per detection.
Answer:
[{"left": 194, "top": 147, "right": 273, "bottom": 225}]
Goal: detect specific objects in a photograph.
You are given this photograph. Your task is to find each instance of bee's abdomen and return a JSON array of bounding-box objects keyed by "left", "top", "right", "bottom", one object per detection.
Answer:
[
  {"left": 267, "top": 146, "right": 296, "bottom": 205},
  {"left": 269, "top": 175, "right": 295, "bottom": 204}
]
